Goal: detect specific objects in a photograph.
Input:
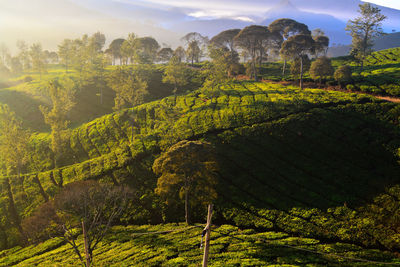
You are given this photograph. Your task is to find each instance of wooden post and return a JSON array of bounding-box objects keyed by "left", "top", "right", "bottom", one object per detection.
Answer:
[
  {"left": 82, "top": 221, "right": 90, "bottom": 267},
  {"left": 202, "top": 204, "right": 213, "bottom": 267}
]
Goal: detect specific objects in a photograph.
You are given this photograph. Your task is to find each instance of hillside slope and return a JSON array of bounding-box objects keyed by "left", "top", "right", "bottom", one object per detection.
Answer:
[
  {"left": 2, "top": 81, "right": 400, "bottom": 252},
  {"left": 1, "top": 224, "right": 399, "bottom": 266},
  {"left": 0, "top": 65, "right": 196, "bottom": 131}
]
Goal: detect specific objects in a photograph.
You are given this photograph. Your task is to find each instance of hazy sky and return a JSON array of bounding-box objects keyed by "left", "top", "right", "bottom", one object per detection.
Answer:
[{"left": 0, "top": 0, "right": 399, "bottom": 53}]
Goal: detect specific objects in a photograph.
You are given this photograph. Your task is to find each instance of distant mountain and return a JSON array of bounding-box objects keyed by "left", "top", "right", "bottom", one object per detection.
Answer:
[
  {"left": 374, "top": 32, "right": 400, "bottom": 50},
  {"left": 170, "top": 19, "right": 251, "bottom": 39},
  {"left": 174, "top": 0, "right": 400, "bottom": 46},
  {"left": 261, "top": 0, "right": 350, "bottom": 44},
  {"left": 328, "top": 32, "right": 400, "bottom": 57}
]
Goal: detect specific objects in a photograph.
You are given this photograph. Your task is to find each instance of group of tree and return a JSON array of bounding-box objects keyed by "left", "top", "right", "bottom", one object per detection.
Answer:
[
  {"left": 0, "top": 41, "right": 57, "bottom": 79},
  {"left": 203, "top": 19, "right": 330, "bottom": 89}
]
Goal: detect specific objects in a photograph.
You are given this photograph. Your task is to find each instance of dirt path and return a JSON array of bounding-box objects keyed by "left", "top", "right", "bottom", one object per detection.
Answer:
[{"left": 375, "top": 96, "right": 400, "bottom": 103}]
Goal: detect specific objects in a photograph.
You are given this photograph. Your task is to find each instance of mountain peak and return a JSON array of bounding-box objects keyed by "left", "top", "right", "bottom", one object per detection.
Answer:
[
  {"left": 275, "top": 0, "right": 297, "bottom": 10},
  {"left": 267, "top": 0, "right": 298, "bottom": 14}
]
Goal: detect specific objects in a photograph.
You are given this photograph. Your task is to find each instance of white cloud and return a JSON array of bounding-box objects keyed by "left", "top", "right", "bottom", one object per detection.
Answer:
[{"left": 362, "top": 0, "right": 400, "bottom": 10}]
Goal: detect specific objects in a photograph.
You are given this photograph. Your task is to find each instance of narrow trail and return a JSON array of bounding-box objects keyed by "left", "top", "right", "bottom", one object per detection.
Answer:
[{"left": 376, "top": 96, "right": 400, "bottom": 103}]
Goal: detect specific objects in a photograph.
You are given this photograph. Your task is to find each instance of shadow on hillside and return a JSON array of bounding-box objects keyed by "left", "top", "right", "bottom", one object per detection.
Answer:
[
  {"left": 211, "top": 104, "right": 400, "bottom": 211},
  {"left": 0, "top": 89, "right": 49, "bottom": 131}
]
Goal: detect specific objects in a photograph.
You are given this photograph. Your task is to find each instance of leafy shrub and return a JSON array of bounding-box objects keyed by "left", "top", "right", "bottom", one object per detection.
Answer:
[
  {"left": 334, "top": 65, "right": 352, "bottom": 88},
  {"left": 24, "top": 76, "right": 33, "bottom": 83},
  {"left": 346, "top": 84, "right": 355, "bottom": 91}
]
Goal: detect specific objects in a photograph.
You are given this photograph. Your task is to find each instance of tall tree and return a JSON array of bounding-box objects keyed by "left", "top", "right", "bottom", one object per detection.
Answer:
[
  {"left": 71, "top": 35, "right": 89, "bottom": 77},
  {"left": 88, "top": 32, "right": 106, "bottom": 56},
  {"left": 280, "top": 34, "right": 315, "bottom": 89},
  {"left": 40, "top": 77, "right": 76, "bottom": 175},
  {"left": 181, "top": 32, "right": 208, "bottom": 65},
  {"left": 153, "top": 140, "right": 218, "bottom": 225},
  {"left": 173, "top": 46, "right": 186, "bottom": 62},
  {"left": 136, "top": 37, "right": 160, "bottom": 63},
  {"left": 16, "top": 40, "right": 31, "bottom": 71},
  {"left": 107, "top": 67, "right": 149, "bottom": 110},
  {"left": 313, "top": 35, "right": 330, "bottom": 57},
  {"left": 0, "top": 43, "right": 10, "bottom": 67},
  {"left": 0, "top": 104, "right": 30, "bottom": 237},
  {"left": 210, "top": 29, "right": 241, "bottom": 52},
  {"left": 9, "top": 57, "right": 23, "bottom": 75},
  {"left": 202, "top": 46, "right": 239, "bottom": 103},
  {"left": 290, "top": 55, "right": 311, "bottom": 82},
  {"left": 107, "top": 38, "right": 125, "bottom": 65},
  {"left": 268, "top": 19, "right": 311, "bottom": 76},
  {"left": 121, "top": 33, "right": 138, "bottom": 65},
  {"left": 30, "top": 43, "right": 47, "bottom": 78},
  {"left": 58, "top": 39, "right": 74, "bottom": 73},
  {"left": 186, "top": 41, "right": 201, "bottom": 66},
  {"left": 346, "top": 3, "right": 386, "bottom": 70},
  {"left": 157, "top": 47, "right": 174, "bottom": 63},
  {"left": 181, "top": 32, "right": 208, "bottom": 47},
  {"left": 234, "top": 25, "right": 277, "bottom": 81},
  {"left": 162, "top": 56, "right": 189, "bottom": 95}
]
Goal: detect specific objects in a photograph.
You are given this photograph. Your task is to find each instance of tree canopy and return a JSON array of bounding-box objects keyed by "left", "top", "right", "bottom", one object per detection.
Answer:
[
  {"left": 153, "top": 140, "right": 218, "bottom": 225},
  {"left": 280, "top": 34, "right": 315, "bottom": 89},
  {"left": 346, "top": 3, "right": 386, "bottom": 69}
]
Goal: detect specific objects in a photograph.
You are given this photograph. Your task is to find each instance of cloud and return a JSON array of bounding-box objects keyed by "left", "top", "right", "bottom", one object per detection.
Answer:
[{"left": 1, "top": 0, "right": 399, "bottom": 53}]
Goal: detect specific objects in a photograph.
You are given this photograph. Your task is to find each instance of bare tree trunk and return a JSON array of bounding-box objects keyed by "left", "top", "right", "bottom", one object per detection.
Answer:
[
  {"left": 33, "top": 174, "right": 49, "bottom": 202},
  {"left": 49, "top": 171, "right": 58, "bottom": 187},
  {"left": 17, "top": 167, "right": 28, "bottom": 201},
  {"left": 202, "top": 204, "right": 213, "bottom": 267},
  {"left": 300, "top": 56, "right": 304, "bottom": 90},
  {"left": 282, "top": 59, "right": 287, "bottom": 76},
  {"left": 4, "top": 177, "right": 24, "bottom": 239},
  {"left": 185, "top": 179, "right": 191, "bottom": 225},
  {"left": 82, "top": 221, "right": 91, "bottom": 267},
  {"left": 253, "top": 59, "right": 258, "bottom": 82}
]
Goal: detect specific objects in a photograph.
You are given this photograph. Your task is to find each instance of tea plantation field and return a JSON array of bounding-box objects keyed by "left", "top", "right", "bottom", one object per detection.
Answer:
[
  {"left": 1, "top": 224, "right": 399, "bottom": 266},
  {"left": 1, "top": 80, "right": 400, "bottom": 265}
]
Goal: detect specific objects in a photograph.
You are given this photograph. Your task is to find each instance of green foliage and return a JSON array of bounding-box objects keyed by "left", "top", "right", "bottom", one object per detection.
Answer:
[
  {"left": 1, "top": 224, "right": 399, "bottom": 266},
  {"left": 290, "top": 55, "right": 311, "bottom": 78},
  {"left": 162, "top": 56, "right": 189, "bottom": 95},
  {"left": 40, "top": 77, "right": 76, "bottom": 169},
  {"left": 309, "top": 57, "right": 334, "bottom": 84},
  {"left": 334, "top": 65, "right": 353, "bottom": 87},
  {"left": 1, "top": 78, "right": 400, "bottom": 259},
  {"left": 29, "top": 43, "right": 47, "bottom": 78},
  {"left": 107, "top": 66, "right": 149, "bottom": 110},
  {"left": 346, "top": 3, "right": 387, "bottom": 67},
  {"left": 153, "top": 140, "right": 218, "bottom": 224}
]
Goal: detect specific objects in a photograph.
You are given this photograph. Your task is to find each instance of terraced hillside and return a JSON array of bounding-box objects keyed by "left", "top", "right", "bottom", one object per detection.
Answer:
[
  {"left": 349, "top": 48, "right": 400, "bottom": 96},
  {"left": 0, "top": 65, "right": 200, "bottom": 131},
  {"left": 1, "top": 224, "right": 399, "bottom": 266},
  {"left": 364, "top": 47, "right": 400, "bottom": 66},
  {"left": 2, "top": 81, "right": 400, "bottom": 258},
  {"left": 258, "top": 47, "right": 400, "bottom": 98}
]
